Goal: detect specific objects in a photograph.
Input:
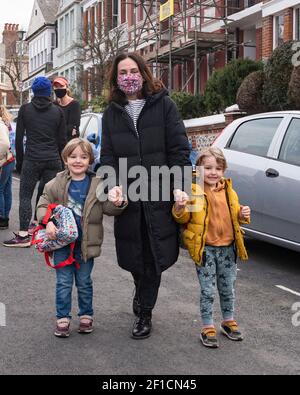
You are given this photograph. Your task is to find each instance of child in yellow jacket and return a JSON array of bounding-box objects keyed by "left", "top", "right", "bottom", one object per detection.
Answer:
[{"left": 173, "top": 147, "right": 251, "bottom": 349}]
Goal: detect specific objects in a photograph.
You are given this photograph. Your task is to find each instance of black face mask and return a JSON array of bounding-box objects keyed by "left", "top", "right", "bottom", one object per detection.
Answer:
[{"left": 55, "top": 89, "right": 67, "bottom": 99}]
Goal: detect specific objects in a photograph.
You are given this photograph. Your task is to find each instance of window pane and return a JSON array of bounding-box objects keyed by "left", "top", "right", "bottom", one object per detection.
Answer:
[
  {"left": 296, "top": 9, "right": 300, "bottom": 40},
  {"left": 229, "top": 118, "right": 282, "bottom": 156},
  {"left": 275, "top": 15, "right": 284, "bottom": 48},
  {"left": 279, "top": 118, "right": 300, "bottom": 166}
]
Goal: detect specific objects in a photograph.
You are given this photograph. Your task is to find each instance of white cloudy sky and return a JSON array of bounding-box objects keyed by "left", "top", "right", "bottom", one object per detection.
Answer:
[{"left": 0, "top": 0, "right": 35, "bottom": 33}]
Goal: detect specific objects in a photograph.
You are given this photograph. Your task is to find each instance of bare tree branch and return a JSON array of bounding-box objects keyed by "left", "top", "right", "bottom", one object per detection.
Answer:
[
  {"left": 77, "top": 23, "right": 128, "bottom": 97},
  {"left": 2, "top": 41, "right": 28, "bottom": 104}
]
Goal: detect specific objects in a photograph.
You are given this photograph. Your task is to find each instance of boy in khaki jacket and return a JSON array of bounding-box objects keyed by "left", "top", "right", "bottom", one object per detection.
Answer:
[
  {"left": 37, "top": 138, "right": 126, "bottom": 338},
  {"left": 173, "top": 147, "right": 251, "bottom": 349}
]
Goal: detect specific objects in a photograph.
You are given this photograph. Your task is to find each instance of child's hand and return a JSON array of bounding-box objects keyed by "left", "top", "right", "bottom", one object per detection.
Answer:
[
  {"left": 240, "top": 205, "right": 251, "bottom": 220},
  {"left": 174, "top": 189, "right": 189, "bottom": 213},
  {"left": 109, "top": 186, "right": 126, "bottom": 207},
  {"left": 46, "top": 222, "right": 58, "bottom": 240}
]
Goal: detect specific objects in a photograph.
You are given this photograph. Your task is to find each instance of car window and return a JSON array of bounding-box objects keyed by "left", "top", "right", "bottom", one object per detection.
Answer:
[
  {"left": 79, "top": 115, "right": 91, "bottom": 136},
  {"left": 228, "top": 118, "right": 283, "bottom": 157},
  {"left": 84, "top": 116, "right": 99, "bottom": 139},
  {"left": 278, "top": 118, "right": 300, "bottom": 166}
]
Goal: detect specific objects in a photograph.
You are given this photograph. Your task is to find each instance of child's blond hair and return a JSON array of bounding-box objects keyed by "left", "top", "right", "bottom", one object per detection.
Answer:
[
  {"left": 0, "top": 105, "right": 13, "bottom": 125},
  {"left": 197, "top": 147, "right": 227, "bottom": 171},
  {"left": 62, "top": 138, "right": 95, "bottom": 165}
]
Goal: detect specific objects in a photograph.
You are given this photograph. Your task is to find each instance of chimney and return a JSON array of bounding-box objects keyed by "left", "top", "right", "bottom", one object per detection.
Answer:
[{"left": 2, "top": 22, "right": 19, "bottom": 58}]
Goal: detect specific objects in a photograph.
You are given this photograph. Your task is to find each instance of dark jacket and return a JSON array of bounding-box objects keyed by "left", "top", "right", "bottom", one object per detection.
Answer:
[
  {"left": 54, "top": 100, "right": 81, "bottom": 141},
  {"left": 101, "top": 89, "right": 191, "bottom": 275},
  {"left": 16, "top": 97, "right": 67, "bottom": 172}
]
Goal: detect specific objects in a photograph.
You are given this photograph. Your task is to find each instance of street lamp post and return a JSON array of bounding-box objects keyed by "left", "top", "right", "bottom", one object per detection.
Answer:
[{"left": 17, "top": 30, "right": 26, "bottom": 106}]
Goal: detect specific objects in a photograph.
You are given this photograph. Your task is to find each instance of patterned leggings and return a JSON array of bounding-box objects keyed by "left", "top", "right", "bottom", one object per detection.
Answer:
[
  {"left": 196, "top": 244, "right": 237, "bottom": 326},
  {"left": 19, "top": 159, "right": 62, "bottom": 231}
]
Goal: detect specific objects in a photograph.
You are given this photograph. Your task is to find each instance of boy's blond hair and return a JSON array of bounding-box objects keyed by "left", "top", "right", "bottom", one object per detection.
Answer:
[
  {"left": 62, "top": 138, "right": 95, "bottom": 165},
  {"left": 197, "top": 147, "right": 227, "bottom": 171}
]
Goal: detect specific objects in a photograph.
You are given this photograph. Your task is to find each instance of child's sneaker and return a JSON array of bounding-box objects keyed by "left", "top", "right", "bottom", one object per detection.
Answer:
[
  {"left": 54, "top": 318, "right": 70, "bottom": 338},
  {"left": 221, "top": 320, "right": 244, "bottom": 341},
  {"left": 78, "top": 315, "right": 94, "bottom": 334},
  {"left": 200, "top": 327, "right": 219, "bottom": 348}
]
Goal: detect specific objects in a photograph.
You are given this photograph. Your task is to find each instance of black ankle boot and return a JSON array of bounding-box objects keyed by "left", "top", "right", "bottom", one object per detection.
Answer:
[
  {"left": 132, "top": 309, "right": 152, "bottom": 340},
  {"left": 0, "top": 218, "right": 9, "bottom": 230}
]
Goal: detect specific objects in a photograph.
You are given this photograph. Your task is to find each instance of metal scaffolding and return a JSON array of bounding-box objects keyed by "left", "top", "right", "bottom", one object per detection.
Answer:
[{"left": 125, "top": 0, "right": 242, "bottom": 94}]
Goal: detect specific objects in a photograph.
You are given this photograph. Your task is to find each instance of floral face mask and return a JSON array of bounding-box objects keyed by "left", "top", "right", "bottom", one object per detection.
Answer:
[{"left": 117, "top": 73, "right": 143, "bottom": 96}]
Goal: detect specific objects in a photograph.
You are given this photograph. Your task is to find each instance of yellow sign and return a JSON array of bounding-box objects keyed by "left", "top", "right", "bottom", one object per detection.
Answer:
[{"left": 160, "top": 0, "right": 174, "bottom": 22}]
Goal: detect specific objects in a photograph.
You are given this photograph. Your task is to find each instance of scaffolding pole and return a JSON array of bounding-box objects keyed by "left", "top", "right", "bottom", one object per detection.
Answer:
[{"left": 126, "top": 0, "right": 240, "bottom": 93}]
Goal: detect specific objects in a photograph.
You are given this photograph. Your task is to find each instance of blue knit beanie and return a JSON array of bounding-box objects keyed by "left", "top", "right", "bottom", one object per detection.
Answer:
[{"left": 31, "top": 77, "right": 52, "bottom": 97}]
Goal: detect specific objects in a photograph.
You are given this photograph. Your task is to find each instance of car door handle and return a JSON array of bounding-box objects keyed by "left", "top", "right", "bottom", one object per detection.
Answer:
[{"left": 266, "top": 168, "right": 279, "bottom": 178}]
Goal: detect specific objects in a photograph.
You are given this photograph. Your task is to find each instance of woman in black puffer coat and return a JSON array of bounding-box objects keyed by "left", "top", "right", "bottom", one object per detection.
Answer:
[{"left": 100, "top": 52, "right": 191, "bottom": 339}]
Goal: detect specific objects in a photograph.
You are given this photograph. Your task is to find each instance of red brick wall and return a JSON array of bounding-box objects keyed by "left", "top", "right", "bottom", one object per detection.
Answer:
[
  {"left": 256, "top": 28, "right": 262, "bottom": 60},
  {"left": 262, "top": 16, "right": 273, "bottom": 60},
  {"left": 284, "top": 8, "right": 294, "bottom": 42},
  {"left": 83, "top": 10, "right": 88, "bottom": 44},
  {"left": 2, "top": 23, "right": 19, "bottom": 58},
  {"left": 90, "top": 7, "right": 95, "bottom": 42},
  {"left": 214, "top": 51, "right": 226, "bottom": 69}
]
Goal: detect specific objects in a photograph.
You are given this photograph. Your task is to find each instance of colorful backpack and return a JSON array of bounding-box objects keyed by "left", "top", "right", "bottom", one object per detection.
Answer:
[{"left": 31, "top": 204, "right": 79, "bottom": 269}]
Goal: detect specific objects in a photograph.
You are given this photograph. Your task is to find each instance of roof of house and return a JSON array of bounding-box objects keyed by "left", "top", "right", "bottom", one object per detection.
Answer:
[{"left": 37, "top": 0, "right": 60, "bottom": 24}]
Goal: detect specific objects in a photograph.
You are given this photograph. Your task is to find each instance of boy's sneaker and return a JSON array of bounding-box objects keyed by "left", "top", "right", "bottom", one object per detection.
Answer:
[
  {"left": 54, "top": 318, "right": 70, "bottom": 338},
  {"left": 221, "top": 321, "right": 244, "bottom": 341},
  {"left": 3, "top": 233, "right": 31, "bottom": 248},
  {"left": 200, "top": 327, "right": 219, "bottom": 348},
  {"left": 78, "top": 315, "right": 94, "bottom": 334}
]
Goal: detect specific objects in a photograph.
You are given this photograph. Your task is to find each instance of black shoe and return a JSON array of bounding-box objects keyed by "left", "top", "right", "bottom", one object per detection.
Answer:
[
  {"left": 133, "top": 293, "right": 141, "bottom": 317},
  {"left": 131, "top": 310, "right": 152, "bottom": 340},
  {"left": 0, "top": 218, "right": 9, "bottom": 230}
]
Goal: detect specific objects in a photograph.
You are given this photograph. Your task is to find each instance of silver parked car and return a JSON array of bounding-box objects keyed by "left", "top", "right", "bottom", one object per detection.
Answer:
[{"left": 213, "top": 111, "right": 300, "bottom": 252}]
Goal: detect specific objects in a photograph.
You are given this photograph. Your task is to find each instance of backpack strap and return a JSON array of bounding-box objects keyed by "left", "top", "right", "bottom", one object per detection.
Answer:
[
  {"left": 44, "top": 242, "right": 80, "bottom": 270},
  {"left": 42, "top": 204, "right": 59, "bottom": 225},
  {"left": 31, "top": 225, "right": 45, "bottom": 246}
]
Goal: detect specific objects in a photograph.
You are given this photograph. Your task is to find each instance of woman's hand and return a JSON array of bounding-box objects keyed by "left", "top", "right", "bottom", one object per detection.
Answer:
[
  {"left": 109, "top": 186, "right": 126, "bottom": 207},
  {"left": 240, "top": 205, "right": 251, "bottom": 220},
  {"left": 174, "top": 189, "right": 189, "bottom": 213},
  {"left": 46, "top": 222, "right": 58, "bottom": 240}
]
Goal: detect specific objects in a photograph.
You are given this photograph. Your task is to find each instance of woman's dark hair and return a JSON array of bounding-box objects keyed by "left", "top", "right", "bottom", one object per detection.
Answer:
[{"left": 108, "top": 52, "right": 164, "bottom": 104}]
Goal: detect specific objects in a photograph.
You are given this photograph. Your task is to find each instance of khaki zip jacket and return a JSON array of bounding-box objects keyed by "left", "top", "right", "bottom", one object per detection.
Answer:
[{"left": 37, "top": 170, "right": 127, "bottom": 262}]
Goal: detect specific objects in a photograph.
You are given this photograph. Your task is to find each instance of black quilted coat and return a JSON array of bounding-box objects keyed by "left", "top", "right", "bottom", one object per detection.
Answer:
[{"left": 101, "top": 89, "right": 191, "bottom": 275}]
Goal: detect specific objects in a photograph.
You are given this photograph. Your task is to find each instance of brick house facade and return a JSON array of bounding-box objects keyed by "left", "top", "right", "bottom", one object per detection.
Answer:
[
  {"left": 79, "top": 0, "right": 300, "bottom": 101},
  {"left": 0, "top": 24, "right": 20, "bottom": 106}
]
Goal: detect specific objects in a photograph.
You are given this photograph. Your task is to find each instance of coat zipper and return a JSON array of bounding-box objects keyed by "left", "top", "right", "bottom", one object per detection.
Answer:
[{"left": 199, "top": 195, "right": 209, "bottom": 264}]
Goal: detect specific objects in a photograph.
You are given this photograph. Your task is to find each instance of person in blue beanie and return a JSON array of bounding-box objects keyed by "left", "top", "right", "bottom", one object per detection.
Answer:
[{"left": 3, "top": 76, "right": 67, "bottom": 248}]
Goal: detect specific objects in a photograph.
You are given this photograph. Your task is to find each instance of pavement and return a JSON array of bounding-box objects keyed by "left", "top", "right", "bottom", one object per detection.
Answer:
[{"left": 0, "top": 178, "right": 300, "bottom": 375}]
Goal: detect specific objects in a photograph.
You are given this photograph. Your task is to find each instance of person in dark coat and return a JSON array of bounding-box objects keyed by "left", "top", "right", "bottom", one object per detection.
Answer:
[
  {"left": 100, "top": 52, "right": 191, "bottom": 339},
  {"left": 3, "top": 76, "right": 67, "bottom": 248},
  {"left": 53, "top": 76, "right": 81, "bottom": 141}
]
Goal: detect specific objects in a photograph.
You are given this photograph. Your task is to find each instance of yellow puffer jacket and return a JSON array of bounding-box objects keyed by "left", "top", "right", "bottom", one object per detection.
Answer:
[{"left": 172, "top": 179, "right": 250, "bottom": 265}]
